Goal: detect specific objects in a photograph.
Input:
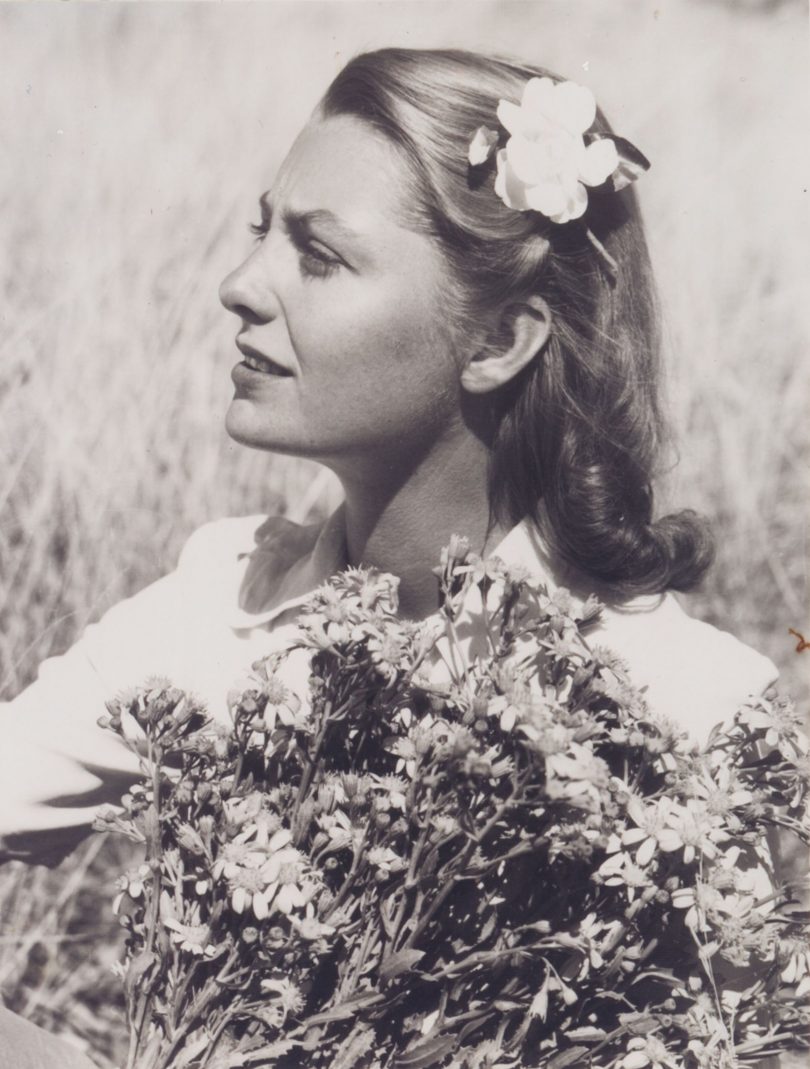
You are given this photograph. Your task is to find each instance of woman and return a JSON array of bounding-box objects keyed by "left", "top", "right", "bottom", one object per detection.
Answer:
[{"left": 0, "top": 48, "right": 779, "bottom": 1065}]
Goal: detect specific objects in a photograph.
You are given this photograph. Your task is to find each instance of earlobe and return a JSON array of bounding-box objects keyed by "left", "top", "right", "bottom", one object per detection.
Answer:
[{"left": 460, "top": 295, "right": 552, "bottom": 394}]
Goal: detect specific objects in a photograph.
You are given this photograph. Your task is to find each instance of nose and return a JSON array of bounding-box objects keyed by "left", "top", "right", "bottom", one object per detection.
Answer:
[{"left": 219, "top": 247, "right": 279, "bottom": 325}]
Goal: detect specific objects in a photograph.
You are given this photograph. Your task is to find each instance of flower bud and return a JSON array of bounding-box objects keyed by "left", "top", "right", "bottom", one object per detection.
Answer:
[
  {"left": 175, "top": 824, "right": 206, "bottom": 855},
  {"left": 342, "top": 773, "right": 359, "bottom": 798},
  {"left": 571, "top": 665, "right": 593, "bottom": 688},
  {"left": 446, "top": 534, "right": 471, "bottom": 562},
  {"left": 174, "top": 782, "right": 194, "bottom": 806},
  {"left": 472, "top": 696, "right": 489, "bottom": 719}
]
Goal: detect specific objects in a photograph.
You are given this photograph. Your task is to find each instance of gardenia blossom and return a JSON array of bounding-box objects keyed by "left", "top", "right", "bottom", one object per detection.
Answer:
[{"left": 493, "top": 77, "right": 619, "bottom": 223}]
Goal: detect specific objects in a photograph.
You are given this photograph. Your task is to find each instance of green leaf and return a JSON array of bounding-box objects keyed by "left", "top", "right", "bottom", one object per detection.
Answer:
[
  {"left": 548, "top": 1046, "right": 589, "bottom": 1069},
  {"left": 379, "top": 948, "right": 426, "bottom": 981},
  {"left": 380, "top": 898, "right": 399, "bottom": 939},
  {"left": 618, "top": 1013, "right": 658, "bottom": 1035},
  {"left": 566, "top": 1027, "right": 607, "bottom": 1042},
  {"left": 304, "top": 990, "right": 384, "bottom": 1026},
  {"left": 173, "top": 1033, "right": 211, "bottom": 1068},
  {"left": 392, "top": 1033, "right": 458, "bottom": 1069},
  {"left": 231, "top": 1038, "right": 301, "bottom": 1066},
  {"left": 124, "top": 950, "right": 157, "bottom": 997},
  {"left": 479, "top": 911, "right": 497, "bottom": 942},
  {"left": 332, "top": 1025, "right": 377, "bottom": 1069}
]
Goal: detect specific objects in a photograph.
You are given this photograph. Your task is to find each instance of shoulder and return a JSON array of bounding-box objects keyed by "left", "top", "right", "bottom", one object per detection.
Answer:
[
  {"left": 174, "top": 513, "right": 322, "bottom": 613},
  {"left": 176, "top": 513, "right": 316, "bottom": 570},
  {"left": 173, "top": 514, "right": 285, "bottom": 591},
  {"left": 593, "top": 592, "right": 779, "bottom": 744}
]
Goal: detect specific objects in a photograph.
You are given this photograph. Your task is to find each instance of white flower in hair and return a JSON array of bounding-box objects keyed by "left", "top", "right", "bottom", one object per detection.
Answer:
[
  {"left": 492, "top": 77, "right": 620, "bottom": 224},
  {"left": 468, "top": 125, "right": 499, "bottom": 167}
]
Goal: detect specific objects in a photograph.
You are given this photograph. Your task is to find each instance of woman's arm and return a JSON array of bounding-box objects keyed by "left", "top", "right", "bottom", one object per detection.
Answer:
[
  {"left": 0, "top": 519, "right": 251, "bottom": 866},
  {"left": 0, "top": 566, "right": 185, "bottom": 865}
]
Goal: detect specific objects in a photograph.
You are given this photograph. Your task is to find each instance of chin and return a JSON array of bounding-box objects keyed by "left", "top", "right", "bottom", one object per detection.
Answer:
[
  {"left": 225, "top": 401, "right": 284, "bottom": 452},
  {"left": 224, "top": 400, "right": 321, "bottom": 458}
]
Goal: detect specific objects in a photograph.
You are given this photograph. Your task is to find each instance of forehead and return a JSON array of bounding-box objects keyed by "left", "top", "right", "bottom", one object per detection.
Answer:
[{"left": 270, "top": 115, "right": 417, "bottom": 235}]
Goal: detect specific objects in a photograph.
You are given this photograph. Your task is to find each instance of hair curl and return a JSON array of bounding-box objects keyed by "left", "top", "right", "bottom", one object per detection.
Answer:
[{"left": 320, "top": 47, "right": 713, "bottom": 597}]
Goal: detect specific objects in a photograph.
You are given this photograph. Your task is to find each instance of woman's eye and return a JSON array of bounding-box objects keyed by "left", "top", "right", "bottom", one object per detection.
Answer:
[
  {"left": 249, "top": 220, "right": 269, "bottom": 241},
  {"left": 299, "top": 243, "right": 341, "bottom": 279},
  {"left": 246, "top": 221, "right": 341, "bottom": 278}
]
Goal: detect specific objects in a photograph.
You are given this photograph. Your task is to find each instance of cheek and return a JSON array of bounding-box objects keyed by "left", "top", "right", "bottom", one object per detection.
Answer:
[{"left": 290, "top": 281, "right": 459, "bottom": 404}]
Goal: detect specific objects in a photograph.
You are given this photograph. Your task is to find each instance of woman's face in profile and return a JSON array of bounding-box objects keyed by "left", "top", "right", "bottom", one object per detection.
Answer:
[{"left": 220, "top": 114, "right": 465, "bottom": 470}]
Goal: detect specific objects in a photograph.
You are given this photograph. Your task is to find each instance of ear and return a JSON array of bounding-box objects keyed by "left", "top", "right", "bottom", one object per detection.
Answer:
[{"left": 460, "top": 295, "right": 552, "bottom": 394}]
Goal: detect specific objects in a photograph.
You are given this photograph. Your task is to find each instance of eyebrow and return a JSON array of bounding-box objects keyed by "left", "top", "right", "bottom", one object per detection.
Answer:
[{"left": 258, "top": 192, "right": 362, "bottom": 245}]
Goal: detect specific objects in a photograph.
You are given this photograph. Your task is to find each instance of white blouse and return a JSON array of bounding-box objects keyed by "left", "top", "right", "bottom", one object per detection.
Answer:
[{"left": 0, "top": 508, "right": 778, "bottom": 865}]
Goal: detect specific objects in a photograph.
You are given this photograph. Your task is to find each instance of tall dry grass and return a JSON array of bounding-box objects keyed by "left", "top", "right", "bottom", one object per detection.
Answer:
[{"left": 0, "top": 2, "right": 807, "bottom": 1064}]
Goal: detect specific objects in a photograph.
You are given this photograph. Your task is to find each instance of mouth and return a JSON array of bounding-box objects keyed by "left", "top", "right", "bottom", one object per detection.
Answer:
[{"left": 235, "top": 341, "right": 292, "bottom": 377}]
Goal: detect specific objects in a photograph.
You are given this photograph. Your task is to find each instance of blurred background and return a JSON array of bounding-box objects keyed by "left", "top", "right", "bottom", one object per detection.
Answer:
[{"left": 0, "top": 1, "right": 807, "bottom": 1063}]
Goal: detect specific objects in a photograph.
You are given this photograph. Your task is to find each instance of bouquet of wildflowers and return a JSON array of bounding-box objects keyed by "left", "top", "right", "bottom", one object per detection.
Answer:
[{"left": 96, "top": 539, "right": 810, "bottom": 1069}]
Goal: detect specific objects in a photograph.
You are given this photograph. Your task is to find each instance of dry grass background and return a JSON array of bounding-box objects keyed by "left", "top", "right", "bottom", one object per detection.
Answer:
[{"left": 0, "top": 0, "right": 807, "bottom": 1064}]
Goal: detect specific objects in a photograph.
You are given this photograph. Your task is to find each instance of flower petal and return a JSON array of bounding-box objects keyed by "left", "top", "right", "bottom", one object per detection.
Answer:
[
  {"left": 623, "top": 1053, "right": 650, "bottom": 1069},
  {"left": 579, "top": 137, "right": 619, "bottom": 187},
  {"left": 278, "top": 884, "right": 305, "bottom": 914},
  {"left": 253, "top": 892, "right": 270, "bottom": 920},
  {"left": 636, "top": 836, "right": 657, "bottom": 868},
  {"left": 268, "top": 827, "right": 292, "bottom": 852},
  {"left": 521, "top": 77, "right": 557, "bottom": 122},
  {"left": 496, "top": 99, "right": 525, "bottom": 137},
  {"left": 494, "top": 148, "right": 531, "bottom": 211},
  {"left": 671, "top": 888, "right": 694, "bottom": 909},
  {"left": 622, "top": 828, "right": 648, "bottom": 845},
  {"left": 657, "top": 829, "right": 683, "bottom": 853},
  {"left": 552, "top": 81, "right": 597, "bottom": 135},
  {"left": 468, "top": 126, "right": 499, "bottom": 166},
  {"left": 500, "top": 706, "right": 517, "bottom": 732},
  {"left": 524, "top": 180, "right": 570, "bottom": 219},
  {"left": 507, "top": 134, "right": 549, "bottom": 184},
  {"left": 547, "top": 182, "right": 588, "bottom": 224}
]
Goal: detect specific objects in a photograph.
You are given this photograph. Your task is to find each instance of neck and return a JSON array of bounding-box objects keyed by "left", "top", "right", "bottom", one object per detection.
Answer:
[{"left": 331, "top": 427, "right": 509, "bottom": 620}]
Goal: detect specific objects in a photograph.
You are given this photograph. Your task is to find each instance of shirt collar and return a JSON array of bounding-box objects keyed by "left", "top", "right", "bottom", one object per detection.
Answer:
[{"left": 227, "top": 505, "right": 564, "bottom": 630}]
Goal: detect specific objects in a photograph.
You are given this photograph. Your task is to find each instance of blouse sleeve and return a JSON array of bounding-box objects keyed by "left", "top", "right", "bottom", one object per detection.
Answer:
[
  {"left": 0, "top": 521, "right": 241, "bottom": 866},
  {"left": 596, "top": 592, "right": 780, "bottom": 746}
]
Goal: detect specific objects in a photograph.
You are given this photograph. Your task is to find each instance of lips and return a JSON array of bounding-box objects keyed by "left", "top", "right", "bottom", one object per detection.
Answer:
[{"left": 235, "top": 339, "right": 292, "bottom": 377}]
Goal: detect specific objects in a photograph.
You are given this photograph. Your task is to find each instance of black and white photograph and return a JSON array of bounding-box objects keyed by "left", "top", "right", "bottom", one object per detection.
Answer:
[{"left": 0, "top": 1, "right": 808, "bottom": 1067}]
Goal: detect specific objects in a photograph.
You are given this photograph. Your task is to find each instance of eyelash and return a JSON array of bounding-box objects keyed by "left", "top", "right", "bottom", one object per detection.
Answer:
[{"left": 248, "top": 220, "right": 341, "bottom": 279}]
